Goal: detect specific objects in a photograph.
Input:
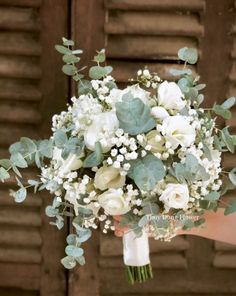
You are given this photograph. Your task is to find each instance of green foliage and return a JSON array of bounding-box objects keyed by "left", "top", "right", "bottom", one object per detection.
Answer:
[
  {"left": 83, "top": 141, "right": 104, "bottom": 168},
  {"left": 93, "top": 49, "right": 106, "bottom": 63},
  {"left": 224, "top": 200, "right": 236, "bottom": 215},
  {"left": 10, "top": 187, "right": 27, "bottom": 203},
  {"left": 0, "top": 167, "right": 10, "bottom": 181},
  {"left": 178, "top": 47, "right": 198, "bottom": 64},
  {"left": 204, "top": 191, "right": 220, "bottom": 201},
  {"left": 128, "top": 154, "right": 165, "bottom": 191},
  {"left": 229, "top": 168, "right": 236, "bottom": 186},
  {"left": 220, "top": 127, "right": 235, "bottom": 153},
  {"left": 213, "top": 104, "right": 231, "bottom": 120},
  {"left": 89, "top": 65, "right": 112, "bottom": 79},
  {"left": 169, "top": 68, "right": 192, "bottom": 76},
  {"left": 173, "top": 154, "right": 210, "bottom": 184},
  {"left": 116, "top": 93, "right": 156, "bottom": 135}
]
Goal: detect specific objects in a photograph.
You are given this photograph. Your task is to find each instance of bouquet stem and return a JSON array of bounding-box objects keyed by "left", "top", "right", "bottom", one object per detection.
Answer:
[{"left": 125, "top": 264, "right": 153, "bottom": 284}]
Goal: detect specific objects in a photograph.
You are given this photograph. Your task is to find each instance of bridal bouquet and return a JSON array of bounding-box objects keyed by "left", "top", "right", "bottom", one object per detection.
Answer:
[{"left": 1, "top": 38, "right": 236, "bottom": 284}]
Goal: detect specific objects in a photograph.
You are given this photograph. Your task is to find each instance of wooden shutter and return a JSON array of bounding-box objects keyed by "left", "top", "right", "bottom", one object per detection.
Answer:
[
  {"left": 0, "top": 1, "right": 68, "bottom": 295},
  {"left": 71, "top": 0, "right": 236, "bottom": 295}
]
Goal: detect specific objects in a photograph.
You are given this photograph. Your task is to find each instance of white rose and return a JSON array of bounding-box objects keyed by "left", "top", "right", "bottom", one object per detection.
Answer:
[
  {"left": 162, "top": 115, "right": 196, "bottom": 149},
  {"left": 94, "top": 166, "right": 126, "bottom": 191},
  {"left": 158, "top": 81, "right": 186, "bottom": 110},
  {"left": 159, "top": 183, "right": 190, "bottom": 211},
  {"left": 53, "top": 147, "right": 83, "bottom": 174},
  {"left": 84, "top": 111, "right": 119, "bottom": 152},
  {"left": 109, "top": 84, "right": 150, "bottom": 107},
  {"left": 98, "top": 188, "right": 131, "bottom": 215},
  {"left": 151, "top": 106, "right": 169, "bottom": 120}
]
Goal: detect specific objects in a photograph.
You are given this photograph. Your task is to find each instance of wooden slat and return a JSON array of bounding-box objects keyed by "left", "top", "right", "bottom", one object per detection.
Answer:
[
  {"left": 107, "top": 36, "right": 197, "bottom": 59},
  {"left": 110, "top": 61, "right": 195, "bottom": 82},
  {"left": 0, "top": 56, "right": 41, "bottom": 79},
  {"left": 0, "top": 191, "right": 42, "bottom": 207},
  {"left": 0, "top": 103, "right": 41, "bottom": 124},
  {"left": 0, "top": 227, "right": 42, "bottom": 247},
  {"left": 100, "top": 234, "right": 189, "bottom": 257},
  {"left": 223, "top": 153, "right": 236, "bottom": 169},
  {"left": 0, "top": 32, "right": 41, "bottom": 56},
  {"left": 0, "top": 208, "right": 41, "bottom": 227},
  {"left": 0, "top": 79, "right": 41, "bottom": 101},
  {"left": 0, "top": 247, "right": 41, "bottom": 264},
  {"left": 0, "top": 263, "right": 40, "bottom": 289},
  {"left": 215, "top": 241, "right": 236, "bottom": 251},
  {"left": 0, "top": 7, "right": 40, "bottom": 31},
  {"left": 0, "top": 0, "right": 42, "bottom": 7},
  {"left": 105, "top": 0, "right": 205, "bottom": 11},
  {"left": 99, "top": 253, "right": 187, "bottom": 269},
  {"left": 0, "top": 125, "right": 38, "bottom": 146},
  {"left": 105, "top": 12, "right": 204, "bottom": 37},
  {"left": 213, "top": 254, "right": 236, "bottom": 268}
]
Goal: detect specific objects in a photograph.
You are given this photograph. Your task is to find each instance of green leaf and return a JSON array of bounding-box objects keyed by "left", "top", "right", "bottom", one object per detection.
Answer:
[
  {"left": 54, "top": 130, "right": 68, "bottom": 148},
  {"left": 213, "top": 104, "right": 231, "bottom": 119},
  {"left": 142, "top": 202, "right": 159, "bottom": 215},
  {"left": 178, "top": 47, "right": 198, "bottom": 64},
  {"left": 61, "top": 256, "right": 76, "bottom": 269},
  {"left": 229, "top": 168, "right": 236, "bottom": 186},
  {"left": 93, "top": 50, "right": 106, "bottom": 63},
  {"left": 83, "top": 141, "right": 104, "bottom": 168},
  {"left": 89, "top": 65, "right": 112, "bottom": 79},
  {"left": 39, "top": 139, "right": 53, "bottom": 158},
  {"left": 138, "top": 215, "right": 149, "bottom": 227},
  {"left": 62, "top": 54, "right": 80, "bottom": 63},
  {"left": 0, "top": 167, "right": 10, "bottom": 181},
  {"left": 128, "top": 154, "right": 165, "bottom": 191},
  {"left": 65, "top": 245, "right": 84, "bottom": 257},
  {"left": 72, "top": 49, "right": 83, "bottom": 55},
  {"left": 116, "top": 95, "right": 156, "bottom": 135},
  {"left": 0, "top": 159, "right": 11, "bottom": 170},
  {"left": 10, "top": 153, "right": 28, "bottom": 168},
  {"left": 77, "top": 228, "right": 92, "bottom": 243},
  {"left": 75, "top": 255, "right": 86, "bottom": 266},
  {"left": 224, "top": 200, "right": 236, "bottom": 215},
  {"left": 221, "top": 127, "right": 235, "bottom": 153},
  {"left": 200, "top": 200, "right": 218, "bottom": 211},
  {"left": 62, "top": 64, "right": 77, "bottom": 76},
  {"left": 202, "top": 142, "right": 212, "bottom": 160},
  {"left": 55, "top": 45, "right": 72, "bottom": 55},
  {"left": 11, "top": 187, "right": 27, "bottom": 203},
  {"left": 62, "top": 37, "right": 74, "bottom": 46},
  {"left": 221, "top": 97, "right": 236, "bottom": 109},
  {"left": 169, "top": 68, "right": 192, "bottom": 76},
  {"left": 66, "top": 234, "right": 78, "bottom": 245},
  {"left": 45, "top": 206, "right": 58, "bottom": 217},
  {"left": 204, "top": 191, "right": 220, "bottom": 201},
  {"left": 78, "top": 80, "right": 92, "bottom": 95}
]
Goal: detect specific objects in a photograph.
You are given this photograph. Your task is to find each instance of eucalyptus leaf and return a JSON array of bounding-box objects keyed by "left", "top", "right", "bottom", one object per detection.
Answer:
[
  {"left": 0, "top": 159, "right": 11, "bottom": 169},
  {"left": 63, "top": 54, "right": 80, "bottom": 63},
  {"left": 221, "top": 97, "right": 236, "bottom": 109},
  {"left": 116, "top": 95, "right": 156, "bottom": 135},
  {"left": 83, "top": 141, "right": 103, "bottom": 168},
  {"left": 10, "top": 153, "right": 28, "bottom": 168},
  {"left": 224, "top": 200, "right": 236, "bottom": 215},
  {"left": 221, "top": 127, "right": 234, "bottom": 153},
  {"left": 61, "top": 256, "right": 76, "bottom": 269},
  {"left": 229, "top": 168, "right": 236, "bottom": 186},
  {"left": 89, "top": 65, "right": 112, "bottom": 79},
  {"left": 65, "top": 245, "right": 84, "bottom": 257},
  {"left": 213, "top": 104, "right": 231, "bottom": 119},
  {"left": 62, "top": 37, "right": 74, "bottom": 46},
  {"left": 62, "top": 65, "right": 77, "bottom": 76},
  {"left": 55, "top": 45, "right": 72, "bottom": 55},
  {"left": 0, "top": 167, "right": 10, "bottom": 181},
  {"left": 54, "top": 130, "right": 68, "bottom": 148},
  {"left": 204, "top": 191, "right": 220, "bottom": 201},
  {"left": 11, "top": 187, "right": 27, "bottom": 203},
  {"left": 75, "top": 255, "right": 86, "bottom": 266},
  {"left": 178, "top": 47, "right": 198, "bottom": 64},
  {"left": 45, "top": 206, "right": 58, "bottom": 217},
  {"left": 169, "top": 68, "right": 192, "bottom": 76},
  {"left": 128, "top": 154, "right": 165, "bottom": 191}
]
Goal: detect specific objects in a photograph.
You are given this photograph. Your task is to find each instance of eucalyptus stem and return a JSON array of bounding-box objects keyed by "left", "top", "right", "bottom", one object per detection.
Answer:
[{"left": 125, "top": 264, "right": 153, "bottom": 284}]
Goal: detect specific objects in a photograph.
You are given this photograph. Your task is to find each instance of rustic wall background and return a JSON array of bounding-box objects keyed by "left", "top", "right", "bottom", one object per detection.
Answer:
[{"left": 0, "top": 0, "right": 235, "bottom": 296}]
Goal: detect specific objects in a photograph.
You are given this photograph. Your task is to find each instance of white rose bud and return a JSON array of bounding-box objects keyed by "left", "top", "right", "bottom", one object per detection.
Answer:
[
  {"left": 94, "top": 166, "right": 126, "bottom": 191},
  {"left": 151, "top": 106, "right": 169, "bottom": 121},
  {"left": 159, "top": 183, "right": 190, "bottom": 211},
  {"left": 98, "top": 188, "right": 131, "bottom": 215}
]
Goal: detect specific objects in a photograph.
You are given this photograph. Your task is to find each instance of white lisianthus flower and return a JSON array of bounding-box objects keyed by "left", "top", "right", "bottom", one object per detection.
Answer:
[
  {"left": 98, "top": 188, "right": 131, "bottom": 215},
  {"left": 151, "top": 106, "right": 169, "bottom": 120},
  {"left": 109, "top": 84, "right": 150, "bottom": 107},
  {"left": 94, "top": 166, "right": 126, "bottom": 191},
  {"left": 159, "top": 183, "right": 190, "bottom": 211},
  {"left": 53, "top": 147, "right": 83, "bottom": 174},
  {"left": 162, "top": 115, "right": 196, "bottom": 149},
  {"left": 158, "top": 81, "right": 186, "bottom": 110},
  {"left": 84, "top": 111, "right": 119, "bottom": 152}
]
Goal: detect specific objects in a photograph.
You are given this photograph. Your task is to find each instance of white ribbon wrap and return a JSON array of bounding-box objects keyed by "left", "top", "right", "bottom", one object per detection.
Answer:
[{"left": 123, "top": 230, "right": 150, "bottom": 266}]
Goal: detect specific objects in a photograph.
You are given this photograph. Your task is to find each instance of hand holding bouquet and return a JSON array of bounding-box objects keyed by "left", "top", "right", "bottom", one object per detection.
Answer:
[{"left": 0, "top": 38, "right": 236, "bottom": 284}]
